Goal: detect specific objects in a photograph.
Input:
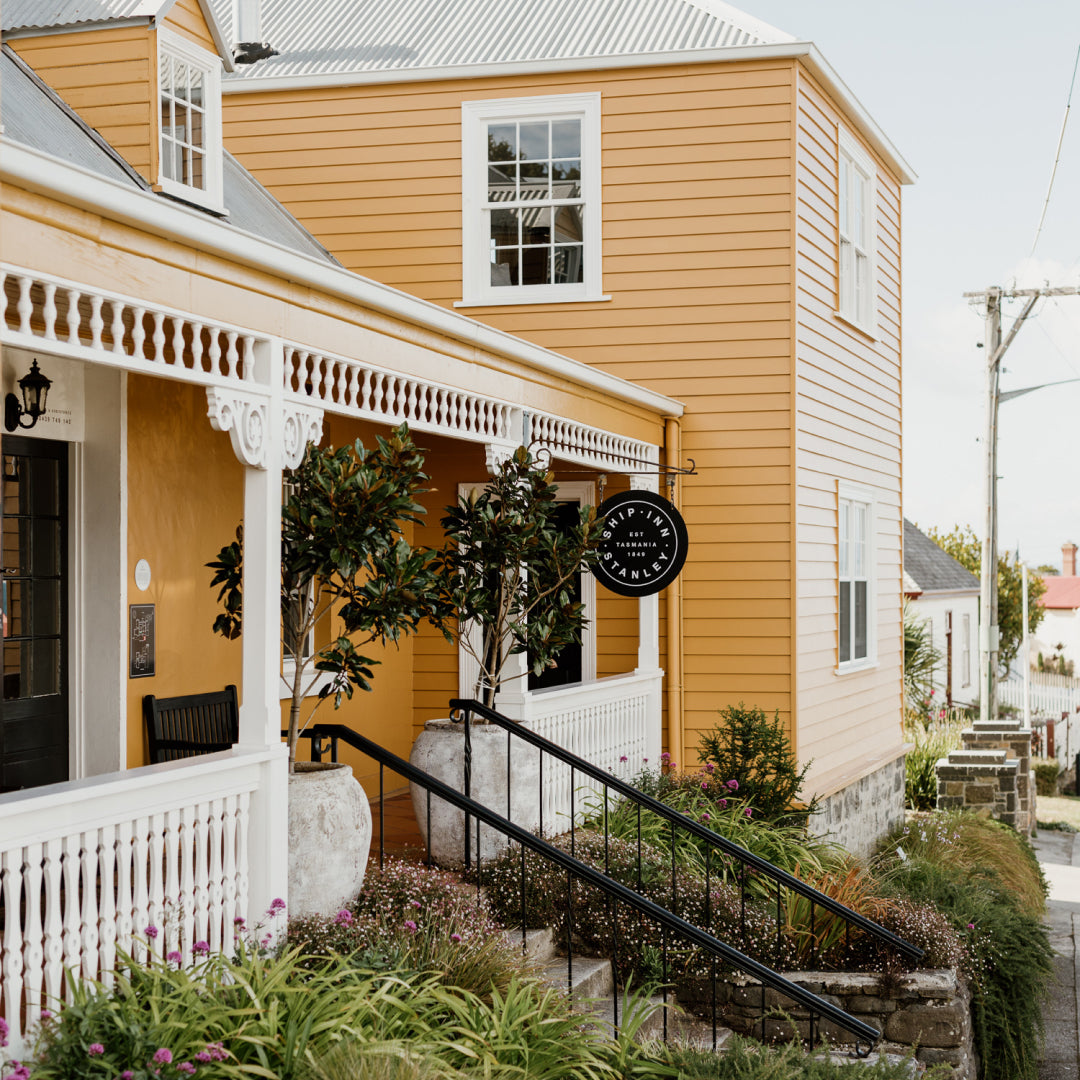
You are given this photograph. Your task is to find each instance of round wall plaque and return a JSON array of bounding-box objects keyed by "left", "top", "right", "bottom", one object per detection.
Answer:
[
  {"left": 134, "top": 559, "right": 152, "bottom": 592},
  {"left": 593, "top": 490, "right": 688, "bottom": 597}
]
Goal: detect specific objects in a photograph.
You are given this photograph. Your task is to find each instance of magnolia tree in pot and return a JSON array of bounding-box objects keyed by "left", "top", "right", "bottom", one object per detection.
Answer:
[
  {"left": 410, "top": 446, "right": 604, "bottom": 863},
  {"left": 208, "top": 424, "right": 443, "bottom": 913}
]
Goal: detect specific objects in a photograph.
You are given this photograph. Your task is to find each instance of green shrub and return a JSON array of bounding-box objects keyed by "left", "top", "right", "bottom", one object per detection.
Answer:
[
  {"left": 876, "top": 814, "right": 1053, "bottom": 1080},
  {"left": 902, "top": 711, "right": 964, "bottom": 811},
  {"left": 1034, "top": 757, "right": 1061, "bottom": 797},
  {"left": 695, "top": 703, "right": 817, "bottom": 823}
]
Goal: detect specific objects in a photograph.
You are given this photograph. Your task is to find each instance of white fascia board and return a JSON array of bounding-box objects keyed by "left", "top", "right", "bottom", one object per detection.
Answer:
[
  {"left": 1, "top": 139, "right": 682, "bottom": 418},
  {"left": 223, "top": 41, "right": 915, "bottom": 186}
]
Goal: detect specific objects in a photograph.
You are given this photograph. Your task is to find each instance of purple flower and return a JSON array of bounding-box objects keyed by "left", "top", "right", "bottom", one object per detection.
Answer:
[
  {"left": 167, "top": 950, "right": 183, "bottom": 964},
  {"left": 744, "top": 807, "right": 753, "bottom": 818},
  {"left": 643, "top": 757, "right": 648, "bottom": 764},
  {"left": 967, "top": 923, "right": 975, "bottom": 930},
  {"left": 193, "top": 940, "right": 210, "bottom": 955},
  {"left": 40, "top": 1009, "right": 53, "bottom": 1021},
  {"left": 619, "top": 755, "right": 628, "bottom": 763},
  {"left": 404, "top": 919, "right": 418, "bottom": 932},
  {"left": 121, "top": 1072, "right": 135, "bottom": 1080},
  {"left": 152, "top": 1048, "right": 173, "bottom": 1065},
  {"left": 234, "top": 916, "right": 246, "bottom": 928},
  {"left": 660, "top": 752, "right": 670, "bottom": 761},
  {"left": 196, "top": 1052, "right": 212, "bottom": 1063},
  {"left": 205, "top": 1042, "right": 227, "bottom": 1061},
  {"left": 410, "top": 900, "right": 421, "bottom": 909},
  {"left": 0, "top": 1016, "right": 8, "bottom": 1047},
  {"left": 88, "top": 1043, "right": 105, "bottom": 1056},
  {"left": 267, "top": 897, "right": 286, "bottom": 915},
  {"left": 668, "top": 761, "right": 677, "bottom": 769},
  {"left": 9, "top": 1064, "right": 30, "bottom": 1080},
  {"left": 700, "top": 781, "right": 708, "bottom": 791},
  {"left": 145, "top": 924, "right": 159, "bottom": 939},
  {"left": 726, "top": 779, "right": 739, "bottom": 791},
  {"left": 450, "top": 933, "right": 462, "bottom": 943},
  {"left": 701, "top": 812, "right": 711, "bottom": 822},
  {"left": 177, "top": 1064, "right": 196, "bottom": 1075},
  {"left": 704, "top": 762, "right": 715, "bottom": 773},
  {"left": 719, "top": 799, "right": 728, "bottom": 808},
  {"left": 334, "top": 909, "right": 354, "bottom": 926}
]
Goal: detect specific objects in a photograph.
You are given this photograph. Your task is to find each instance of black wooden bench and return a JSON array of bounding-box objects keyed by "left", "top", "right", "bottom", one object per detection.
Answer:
[{"left": 143, "top": 685, "right": 239, "bottom": 764}]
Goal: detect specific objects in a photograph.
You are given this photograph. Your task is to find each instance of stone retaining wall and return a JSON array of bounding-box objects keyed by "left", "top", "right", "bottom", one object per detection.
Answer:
[
  {"left": 677, "top": 968, "right": 975, "bottom": 1079},
  {"left": 809, "top": 755, "right": 907, "bottom": 860}
]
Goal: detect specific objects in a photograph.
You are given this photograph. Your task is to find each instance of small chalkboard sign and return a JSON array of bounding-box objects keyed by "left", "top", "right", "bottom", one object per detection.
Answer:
[{"left": 129, "top": 603, "right": 155, "bottom": 678}]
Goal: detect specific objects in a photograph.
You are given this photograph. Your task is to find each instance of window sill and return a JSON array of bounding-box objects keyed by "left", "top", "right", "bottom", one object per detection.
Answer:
[
  {"left": 834, "top": 658, "right": 879, "bottom": 677},
  {"left": 832, "top": 310, "right": 878, "bottom": 342},
  {"left": 280, "top": 662, "right": 337, "bottom": 701},
  {"left": 455, "top": 294, "right": 611, "bottom": 309}
]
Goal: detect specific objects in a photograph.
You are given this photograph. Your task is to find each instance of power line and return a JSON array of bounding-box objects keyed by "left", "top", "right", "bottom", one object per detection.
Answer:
[{"left": 1030, "top": 41, "right": 1080, "bottom": 258}]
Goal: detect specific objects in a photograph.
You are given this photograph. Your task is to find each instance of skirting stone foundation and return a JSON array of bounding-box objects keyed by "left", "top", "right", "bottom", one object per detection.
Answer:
[
  {"left": 677, "top": 969, "right": 975, "bottom": 1079},
  {"left": 935, "top": 721, "right": 1034, "bottom": 833},
  {"left": 808, "top": 755, "right": 907, "bottom": 860}
]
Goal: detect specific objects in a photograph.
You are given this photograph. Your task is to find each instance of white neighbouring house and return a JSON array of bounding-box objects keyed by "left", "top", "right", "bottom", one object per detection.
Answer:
[{"left": 903, "top": 520, "right": 979, "bottom": 710}]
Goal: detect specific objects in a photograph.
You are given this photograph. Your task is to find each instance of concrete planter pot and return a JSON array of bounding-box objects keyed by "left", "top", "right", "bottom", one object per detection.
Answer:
[
  {"left": 408, "top": 719, "right": 540, "bottom": 866},
  {"left": 288, "top": 761, "right": 372, "bottom": 918}
]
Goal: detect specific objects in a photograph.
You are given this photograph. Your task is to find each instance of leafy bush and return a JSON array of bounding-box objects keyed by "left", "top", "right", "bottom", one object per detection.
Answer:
[
  {"left": 902, "top": 710, "right": 964, "bottom": 811},
  {"left": 583, "top": 763, "right": 846, "bottom": 891},
  {"left": 695, "top": 703, "right": 817, "bottom": 823},
  {"left": 876, "top": 813, "right": 1053, "bottom": 1080},
  {"left": 1034, "top": 757, "right": 1061, "bottom": 797},
  {"left": 288, "top": 857, "right": 526, "bottom": 996}
]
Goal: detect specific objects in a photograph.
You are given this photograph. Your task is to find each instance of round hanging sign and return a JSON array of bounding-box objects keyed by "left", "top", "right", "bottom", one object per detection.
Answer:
[{"left": 593, "top": 490, "right": 689, "bottom": 597}]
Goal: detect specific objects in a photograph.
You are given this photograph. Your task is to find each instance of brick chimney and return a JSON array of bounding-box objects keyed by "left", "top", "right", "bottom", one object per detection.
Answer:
[{"left": 1064, "top": 542, "right": 1078, "bottom": 577}]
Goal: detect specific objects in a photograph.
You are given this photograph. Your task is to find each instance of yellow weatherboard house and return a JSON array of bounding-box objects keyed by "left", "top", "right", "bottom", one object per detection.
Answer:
[{"left": 0, "top": 0, "right": 910, "bottom": 1051}]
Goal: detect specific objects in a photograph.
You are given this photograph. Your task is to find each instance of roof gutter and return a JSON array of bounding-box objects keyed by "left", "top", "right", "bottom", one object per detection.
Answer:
[
  {"left": 1, "top": 139, "right": 682, "bottom": 417},
  {"left": 223, "top": 40, "right": 914, "bottom": 185}
]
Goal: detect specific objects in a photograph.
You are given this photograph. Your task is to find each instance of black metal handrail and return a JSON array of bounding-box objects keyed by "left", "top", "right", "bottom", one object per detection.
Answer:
[
  {"left": 448, "top": 697, "right": 924, "bottom": 965},
  {"left": 296, "top": 722, "right": 882, "bottom": 1055}
]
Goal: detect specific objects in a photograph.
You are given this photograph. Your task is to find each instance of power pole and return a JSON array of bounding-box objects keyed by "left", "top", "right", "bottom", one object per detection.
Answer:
[{"left": 962, "top": 284, "right": 1080, "bottom": 725}]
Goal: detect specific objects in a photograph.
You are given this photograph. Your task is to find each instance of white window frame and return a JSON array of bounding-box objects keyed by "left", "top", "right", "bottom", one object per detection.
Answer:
[
  {"left": 156, "top": 27, "right": 225, "bottom": 213},
  {"left": 836, "top": 128, "right": 876, "bottom": 336},
  {"left": 961, "top": 612, "right": 972, "bottom": 688},
  {"left": 456, "top": 480, "right": 597, "bottom": 699},
  {"left": 836, "top": 481, "right": 877, "bottom": 674},
  {"left": 459, "top": 93, "right": 605, "bottom": 307}
]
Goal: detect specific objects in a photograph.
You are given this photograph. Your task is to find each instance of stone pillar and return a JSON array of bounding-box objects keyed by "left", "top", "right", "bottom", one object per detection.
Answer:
[
  {"left": 936, "top": 750, "right": 1019, "bottom": 827},
  {"left": 959, "top": 720, "right": 1033, "bottom": 833}
]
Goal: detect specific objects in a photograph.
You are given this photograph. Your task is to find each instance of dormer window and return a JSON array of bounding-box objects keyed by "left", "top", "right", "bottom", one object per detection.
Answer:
[{"left": 157, "top": 28, "right": 224, "bottom": 213}]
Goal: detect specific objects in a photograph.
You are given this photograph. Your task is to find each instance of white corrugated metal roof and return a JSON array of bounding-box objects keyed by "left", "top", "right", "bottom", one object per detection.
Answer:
[
  {"left": 2, "top": 0, "right": 167, "bottom": 31},
  {"left": 209, "top": 0, "right": 793, "bottom": 80}
]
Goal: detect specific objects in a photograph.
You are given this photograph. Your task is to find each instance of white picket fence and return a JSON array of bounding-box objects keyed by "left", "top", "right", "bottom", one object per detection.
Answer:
[
  {"left": 0, "top": 749, "right": 284, "bottom": 1057},
  {"left": 999, "top": 672, "right": 1080, "bottom": 771}
]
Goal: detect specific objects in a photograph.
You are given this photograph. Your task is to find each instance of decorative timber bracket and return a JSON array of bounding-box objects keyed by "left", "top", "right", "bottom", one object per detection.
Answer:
[{"left": 206, "top": 387, "right": 323, "bottom": 469}]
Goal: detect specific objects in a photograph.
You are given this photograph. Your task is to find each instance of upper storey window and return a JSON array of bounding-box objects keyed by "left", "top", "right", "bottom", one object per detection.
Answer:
[
  {"left": 157, "top": 29, "right": 224, "bottom": 213},
  {"left": 837, "top": 129, "right": 876, "bottom": 334},
  {"left": 460, "top": 94, "right": 604, "bottom": 307}
]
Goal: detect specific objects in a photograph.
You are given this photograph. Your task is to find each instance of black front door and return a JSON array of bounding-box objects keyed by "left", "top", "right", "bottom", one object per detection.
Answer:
[
  {"left": 528, "top": 500, "right": 583, "bottom": 692},
  {"left": 1, "top": 436, "right": 68, "bottom": 792}
]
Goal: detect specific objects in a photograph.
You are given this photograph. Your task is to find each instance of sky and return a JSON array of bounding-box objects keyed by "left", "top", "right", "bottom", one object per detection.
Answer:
[{"left": 743, "top": 0, "right": 1080, "bottom": 572}]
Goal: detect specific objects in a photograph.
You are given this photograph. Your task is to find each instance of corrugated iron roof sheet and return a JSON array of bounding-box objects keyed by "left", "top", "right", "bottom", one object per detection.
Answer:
[
  {"left": 208, "top": 0, "right": 792, "bottom": 80},
  {"left": 1040, "top": 577, "right": 1080, "bottom": 610},
  {"left": 1, "top": 44, "right": 337, "bottom": 265},
  {"left": 2, "top": 0, "right": 166, "bottom": 31}
]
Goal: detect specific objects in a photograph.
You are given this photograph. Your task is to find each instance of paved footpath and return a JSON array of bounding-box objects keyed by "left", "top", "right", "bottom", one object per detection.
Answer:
[{"left": 1035, "top": 829, "right": 1080, "bottom": 1080}]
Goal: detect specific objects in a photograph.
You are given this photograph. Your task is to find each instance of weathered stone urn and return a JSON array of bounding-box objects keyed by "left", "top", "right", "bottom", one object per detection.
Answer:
[
  {"left": 408, "top": 718, "right": 540, "bottom": 866},
  {"left": 287, "top": 761, "right": 372, "bottom": 917}
]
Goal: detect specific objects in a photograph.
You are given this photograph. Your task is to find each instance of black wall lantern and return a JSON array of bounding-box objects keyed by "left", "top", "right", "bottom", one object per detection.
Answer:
[{"left": 5, "top": 359, "right": 52, "bottom": 433}]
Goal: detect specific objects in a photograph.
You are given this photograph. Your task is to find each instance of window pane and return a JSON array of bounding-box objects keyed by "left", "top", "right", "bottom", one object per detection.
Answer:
[
  {"left": 6, "top": 580, "right": 24, "bottom": 637},
  {"left": 31, "top": 457, "right": 59, "bottom": 517},
  {"left": 853, "top": 503, "right": 866, "bottom": 578},
  {"left": 839, "top": 157, "right": 848, "bottom": 236},
  {"left": 553, "top": 245, "right": 583, "bottom": 285},
  {"left": 489, "top": 163, "right": 516, "bottom": 193},
  {"left": 839, "top": 582, "right": 851, "bottom": 664},
  {"left": 552, "top": 119, "right": 580, "bottom": 158},
  {"left": 519, "top": 121, "right": 549, "bottom": 160},
  {"left": 490, "top": 247, "right": 518, "bottom": 287},
  {"left": 855, "top": 172, "right": 868, "bottom": 247},
  {"left": 4, "top": 641, "right": 26, "bottom": 700},
  {"left": 520, "top": 246, "right": 551, "bottom": 286},
  {"left": 32, "top": 637, "right": 60, "bottom": 697},
  {"left": 854, "top": 580, "right": 868, "bottom": 659},
  {"left": 32, "top": 521, "right": 60, "bottom": 577},
  {"left": 552, "top": 158, "right": 581, "bottom": 182},
  {"left": 488, "top": 124, "right": 517, "bottom": 160},
  {"left": 522, "top": 206, "right": 552, "bottom": 246},
  {"left": 490, "top": 207, "right": 519, "bottom": 247},
  {"left": 554, "top": 204, "right": 583, "bottom": 243},
  {"left": 33, "top": 579, "right": 60, "bottom": 638},
  {"left": 838, "top": 501, "right": 849, "bottom": 577}
]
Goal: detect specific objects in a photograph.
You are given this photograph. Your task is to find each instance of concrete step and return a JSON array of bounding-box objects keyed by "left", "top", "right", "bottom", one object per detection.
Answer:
[
  {"left": 542, "top": 954, "right": 614, "bottom": 999},
  {"left": 502, "top": 926, "right": 557, "bottom": 965}
]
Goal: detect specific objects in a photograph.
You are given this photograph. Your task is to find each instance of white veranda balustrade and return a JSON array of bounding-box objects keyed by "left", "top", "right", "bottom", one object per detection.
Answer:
[
  {"left": 0, "top": 749, "right": 280, "bottom": 1057},
  {"left": 522, "top": 671, "right": 662, "bottom": 834}
]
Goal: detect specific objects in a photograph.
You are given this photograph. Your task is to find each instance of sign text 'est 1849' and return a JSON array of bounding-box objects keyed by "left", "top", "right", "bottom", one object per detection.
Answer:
[{"left": 592, "top": 490, "right": 688, "bottom": 597}]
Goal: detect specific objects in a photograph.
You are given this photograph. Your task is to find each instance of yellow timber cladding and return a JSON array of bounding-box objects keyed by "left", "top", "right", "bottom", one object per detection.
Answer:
[{"left": 222, "top": 57, "right": 896, "bottom": 781}]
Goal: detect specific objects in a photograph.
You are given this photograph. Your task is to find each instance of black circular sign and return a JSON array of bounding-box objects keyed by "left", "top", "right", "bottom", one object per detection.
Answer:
[{"left": 592, "top": 490, "right": 689, "bottom": 597}]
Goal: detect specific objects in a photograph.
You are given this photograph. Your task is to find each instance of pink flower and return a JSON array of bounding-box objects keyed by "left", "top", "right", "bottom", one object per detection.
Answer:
[
  {"left": 193, "top": 940, "right": 210, "bottom": 955},
  {"left": 744, "top": 807, "right": 753, "bottom": 818},
  {"left": 726, "top": 779, "right": 739, "bottom": 791},
  {"left": 196, "top": 1052, "right": 212, "bottom": 1063},
  {"left": 0, "top": 1016, "right": 8, "bottom": 1047},
  {"left": 668, "top": 761, "right": 677, "bottom": 769},
  {"left": 334, "top": 909, "right": 354, "bottom": 926},
  {"left": 88, "top": 1043, "right": 105, "bottom": 1056},
  {"left": 619, "top": 755, "right": 628, "bottom": 763},
  {"left": 450, "top": 933, "right": 462, "bottom": 943},
  {"left": 700, "top": 781, "right": 708, "bottom": 791},
  {"left": 122, "top": 1072, "right": 135, "bottom": 1080},
  {"left": 40, "top": 1009, "right": 53, "bottom": 1021},
  {"left": 967, "top": 923, "right": 975, "bottom": 930},
  {"left": 719, "top": 799, "right": 728, "bottom": 808},
  {"left": 410, "top": 900, "right": 421, "bottom": 909},
  {"left": 642, "top": 757, "right": 648, "bottom": 763},
  {"left": 205, "top": 1042, "right": 227, "bottom": 1061},
  {"left": 145, "top": 925, "right": 159, "bottom": 939},
  {"left": 234, "top": 916, "right": 246, "bottom": 928},
  {"left": 267, "top": 897, "right": 286, "bottom": 915},
  {"left": 167, "top": 950, "right": 183, "bottom": 964},
  {"left": 404, "top": 920, "right": 417, "bottom": 932},
  {"left": 701, "top": 812, "right": 711, "bottom": 822},
  {"left": 152, "top": 1048, "right": 173, "bottom": 1065},
  {"left": 177, "top": 1064, "right": 196, "bottom": 1075},
  {"left": 8, "top": 1064, "right": 30, "bottom": 1080},
  {"left": 661, "top": 752, "right": 670, "bottom": 761},
  {"left": 704, "top": 762, "right": 715, "bottom": 773}
]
